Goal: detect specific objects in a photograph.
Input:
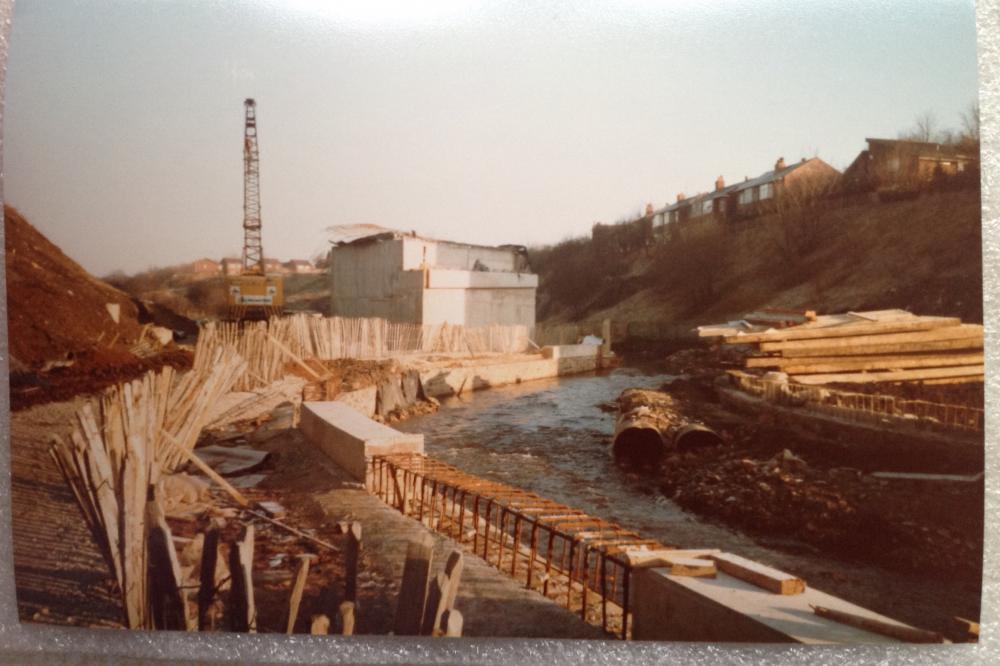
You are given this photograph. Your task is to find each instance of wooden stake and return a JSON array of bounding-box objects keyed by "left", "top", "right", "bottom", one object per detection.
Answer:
[
  {"left": 394, "top": 534, "right": 435, "bottom": 636},
  {"left": 197, "top": 524, "right": 220, "bottom": 631},
  {"left": 339, "top": 601, "right": 356, "bottom": 636},
  {"left": 286, "top": 554, "right": 315, "bottom": 634},
  {"left": 310, "top": 614, "right": 330, "bottom": 635},
  {"left": 228, "top": 525, "right": 256, "bottom": 632}
]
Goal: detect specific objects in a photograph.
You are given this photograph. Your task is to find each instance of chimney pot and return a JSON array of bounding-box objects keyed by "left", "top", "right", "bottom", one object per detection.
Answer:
[
  {"left": 677, "top": 193, "right": 686, "bottom": 202},
  {"left": 715, "top": 175, "right": 725, "bottom": 191},
  {"left": 645, "top": 203, "right": 654, "bottom": 216},
  {"left": 775, "top": 157, "right": 786, "bottom": 171}
]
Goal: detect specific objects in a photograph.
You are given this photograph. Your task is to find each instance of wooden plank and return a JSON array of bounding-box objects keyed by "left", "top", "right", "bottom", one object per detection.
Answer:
[
  {"left": 669, "top": 558, "right": 717, "bottom": 578},
  {"left": 953, "top": 616, "right": 979, "bottom": 642},
  {"left": 228, "top": 525, "right": 256, "bottom": 632},
  {"left": 811, "top": 605, "right": 943, "bottom": 643},
  {"left": 760, "top": 325, "right": 981, "bottom": 354},
  {"left": 441, "top": 551, "right": 464, "bottom": 613},
  {"left": 286, "top": 554, "right": 315, "bottom": 634},
  {"left": 394, "top": 534, "right": 435, "bottom": 636},
  {"left": 790, "top": 364, "right": 984, "bottom": 385},
  {"left": 776, "top": 337, "right": 984, "bottom": 358},
  {"left": 146, "top": 497, "right": 188, "bottom": 630},
  {"left": 710, "top": 553, "right": 805, "bottom": 595},
  {"left": 747, "top": 352, "right": 984, "bottom": 372},
  {"left": 420, "top": 572, "right": 449, "bottom": 636},
  {"left": 725, "top": 317, "right": 961, "bottom": 345},
  {"left": 336, "top": 522, "right": 362, "bottom": 602},
  {"left": 923, "top": 375, "right": 984, "bottom": 385},
  {"left": 197, "top": 524, "right": 220, "bottom": 630}
]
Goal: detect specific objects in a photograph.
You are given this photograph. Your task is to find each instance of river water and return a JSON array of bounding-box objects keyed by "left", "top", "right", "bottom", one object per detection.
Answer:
[{"left": 397, "top": 365, "right": 974, "bottom": 630}]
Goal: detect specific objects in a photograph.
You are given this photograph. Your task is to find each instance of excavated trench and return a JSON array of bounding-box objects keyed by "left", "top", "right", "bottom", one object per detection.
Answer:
[{"left": 395, "top": 365, "right": 981, "bottom": 636}]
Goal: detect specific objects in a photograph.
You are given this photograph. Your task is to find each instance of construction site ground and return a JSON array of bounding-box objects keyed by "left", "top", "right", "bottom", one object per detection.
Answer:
[{"left": 10, "top": 395, "right": 603, "bottom": 637}]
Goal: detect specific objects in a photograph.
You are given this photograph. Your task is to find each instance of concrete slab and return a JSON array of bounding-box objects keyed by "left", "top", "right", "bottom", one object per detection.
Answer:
[
  {"left": 633, "top": 566, "right": 918, "bottom": 643},
  {"left": 300, "top": 402, "right": 423, "bottom": 480}
]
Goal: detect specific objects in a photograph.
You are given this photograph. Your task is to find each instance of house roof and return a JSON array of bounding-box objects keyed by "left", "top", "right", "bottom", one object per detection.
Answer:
[{"left": 731, "top": 159, "right": 816, "bottom": 194}]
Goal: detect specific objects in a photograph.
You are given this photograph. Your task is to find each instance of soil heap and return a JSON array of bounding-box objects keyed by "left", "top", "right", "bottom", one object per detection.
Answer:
[{"left": 4, "top": 206, "right": 192, "bottom": 408}]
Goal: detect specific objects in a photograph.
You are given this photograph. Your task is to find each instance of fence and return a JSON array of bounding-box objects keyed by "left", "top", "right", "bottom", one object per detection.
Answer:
[
  {"left": 729, "top": 372, "right": 984, "bottom": 434},
  {"left": 369, "top": 453, "right": 674, "bottom": 639}
]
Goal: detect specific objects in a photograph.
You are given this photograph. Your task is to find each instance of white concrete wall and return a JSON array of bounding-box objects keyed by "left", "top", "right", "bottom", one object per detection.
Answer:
[
  {"left": 329, "top": 239, "right": 425, "bottom": 322},
  {"left": 330, "top": 236, "right": 537, "bottom": 327},
  {"left": 423, "top": 285, "right": 536, "bottom": 327}
]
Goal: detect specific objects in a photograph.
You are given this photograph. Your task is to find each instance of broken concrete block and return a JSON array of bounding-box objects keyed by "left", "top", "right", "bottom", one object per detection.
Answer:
[{"left": 300, "top": 401, "right": 424, "bottom": 480}]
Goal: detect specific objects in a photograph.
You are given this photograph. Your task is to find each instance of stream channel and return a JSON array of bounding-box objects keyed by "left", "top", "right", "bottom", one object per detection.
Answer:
[{"left": 396, "top": 365, "right": 973, "bottom": 633}]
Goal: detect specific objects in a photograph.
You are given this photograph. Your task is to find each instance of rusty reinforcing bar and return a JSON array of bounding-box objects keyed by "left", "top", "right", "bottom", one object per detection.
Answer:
[{"left": 369, "top": 453, "right": 675, "bottom": 639}]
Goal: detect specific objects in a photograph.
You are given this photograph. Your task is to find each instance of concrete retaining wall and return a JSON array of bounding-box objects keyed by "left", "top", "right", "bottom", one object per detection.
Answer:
[
  {"left": 420, "top": 344, "right": 601, "bottom": 398},
  {"left": 300, "top": 401, "right": 424, "bottom": 480}
]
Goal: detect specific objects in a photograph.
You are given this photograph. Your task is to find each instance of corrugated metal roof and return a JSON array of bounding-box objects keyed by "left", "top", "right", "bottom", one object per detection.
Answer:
[{"left": 325, "top": 224, "right": 403, "bottom": 245}]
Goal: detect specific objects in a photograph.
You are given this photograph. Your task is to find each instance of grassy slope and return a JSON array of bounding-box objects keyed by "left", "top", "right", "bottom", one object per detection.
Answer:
[{"left": 539, "top": 189, "right": 983, "bottom": 326}]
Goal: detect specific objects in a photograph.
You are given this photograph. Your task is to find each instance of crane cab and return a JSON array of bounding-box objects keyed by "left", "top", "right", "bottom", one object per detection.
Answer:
[{"left": 225, "top": 273, "right": 284, "bottom": 321}]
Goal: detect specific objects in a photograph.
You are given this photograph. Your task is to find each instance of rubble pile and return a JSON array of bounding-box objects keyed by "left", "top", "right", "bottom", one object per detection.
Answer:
[{"left": 660, "top": 444, "right": 981, "bottom": 577}]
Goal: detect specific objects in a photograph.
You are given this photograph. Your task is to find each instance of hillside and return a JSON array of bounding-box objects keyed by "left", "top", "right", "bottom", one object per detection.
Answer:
[
  {"left": 4, "top": 205, "right": 144, "bottom": 369},
  {"left": 531, "top": 189, "right": 983, "bottom": 329},
  {"left": 3, "top": 206, "right": 192, "bottom": 408}
]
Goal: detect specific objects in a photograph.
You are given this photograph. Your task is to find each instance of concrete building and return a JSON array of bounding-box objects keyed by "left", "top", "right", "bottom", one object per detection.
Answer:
[{"left": 327, "top": 225, "right": 537, "bottom": 327}]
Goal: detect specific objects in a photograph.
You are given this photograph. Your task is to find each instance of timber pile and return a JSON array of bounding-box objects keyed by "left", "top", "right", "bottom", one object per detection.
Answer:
[
  {"left": 196, "top": 315, "right": 532, "bottom": 391},
  {"left": 47, "top": 352, "right": 245, "bottom": 628},
  {"left": 716, "top": 309, "right": 983, "bottom": 386}
]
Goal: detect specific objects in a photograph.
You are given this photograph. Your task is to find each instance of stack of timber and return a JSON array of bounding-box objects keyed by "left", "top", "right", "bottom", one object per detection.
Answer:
[
  {"left": 47, "top": 352, "right": 245, "bottom": 628},
  {"left": 717, "top": 310, "right": 983, "bottom": 386}
]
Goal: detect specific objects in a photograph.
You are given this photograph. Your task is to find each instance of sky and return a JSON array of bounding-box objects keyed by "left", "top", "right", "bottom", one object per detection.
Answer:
[{"left": 2, "top": 0, "right": 981, "bottom": 276}]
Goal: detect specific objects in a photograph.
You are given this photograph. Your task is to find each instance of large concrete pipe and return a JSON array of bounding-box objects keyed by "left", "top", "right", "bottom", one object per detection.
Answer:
[{"left": 612, "top": 389, "right": 722, "bottom": 465}]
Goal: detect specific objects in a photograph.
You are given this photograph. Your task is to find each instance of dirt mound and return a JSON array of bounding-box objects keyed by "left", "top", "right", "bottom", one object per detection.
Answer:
[{"left": 4, "top": 206, "right": 143, "bottom": 368}]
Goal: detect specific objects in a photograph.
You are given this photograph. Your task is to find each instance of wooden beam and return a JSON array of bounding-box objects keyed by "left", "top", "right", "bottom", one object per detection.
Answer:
[
  {"left": 725, "top": 317, "right": 961, "bottom": 345},
  {"left": 775, "top": 336, "right": 983, "bottom": 358},
  {"left": 811, "top": 605, "right": 943, "bottom": 643},
  {"left": 394, "top": 534, "right": 434, "bottom": 636},
  {"left": 710, "top": 553, "right": 805, "bottom": 595},
  {"left": 790, "top": 364, "right": 984, "bottom": 385},
  {"left": 747, "top": 352, "right": 984, "bottom": 373},
  {"left": 622, "top": 548, "right": 720, "bottom": 569},
  {"left": 669, "top": 558, "right": 717, "bottom": 578},
  {"left": 162, "top": 430, "right": 250, "bottom": 507},
  {"left": 760, "top": 325, "right": 982, "bottom": 354}
]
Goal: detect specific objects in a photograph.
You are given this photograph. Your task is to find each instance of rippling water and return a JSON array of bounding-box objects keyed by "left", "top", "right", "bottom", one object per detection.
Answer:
[{"left": 398, "top": 366, "right": 802, "bottom": 556}]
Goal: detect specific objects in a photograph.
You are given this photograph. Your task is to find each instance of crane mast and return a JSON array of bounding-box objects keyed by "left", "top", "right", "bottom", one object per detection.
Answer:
[{"left": 242, "top": 98, "right": 264, "bottom": 274}]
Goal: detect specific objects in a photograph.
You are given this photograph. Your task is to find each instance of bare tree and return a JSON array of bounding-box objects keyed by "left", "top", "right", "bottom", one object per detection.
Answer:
[
  {"left": 960, "top": 101, "right": 980, "bottom": 149},
  {"left": 901, "top": 111, "right": 938, "bottom": 142}
]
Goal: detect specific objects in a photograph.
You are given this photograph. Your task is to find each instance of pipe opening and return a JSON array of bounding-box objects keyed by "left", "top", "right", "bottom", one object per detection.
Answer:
[
  {"left": 674, "top": 424, "right": 724, "bottom": 452},
  {"left": 612, "top": 427, "right": 665, "bottom": 466}
]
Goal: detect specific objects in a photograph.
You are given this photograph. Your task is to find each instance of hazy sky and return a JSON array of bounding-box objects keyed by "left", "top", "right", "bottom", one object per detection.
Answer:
[{"left": 3, "top": 0, "right": 980, "bottom": 276}]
